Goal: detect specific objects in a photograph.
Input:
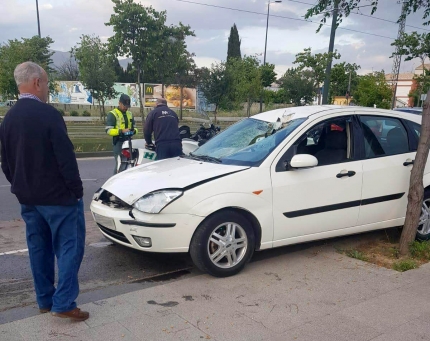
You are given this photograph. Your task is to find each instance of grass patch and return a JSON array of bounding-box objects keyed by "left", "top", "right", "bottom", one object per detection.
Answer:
[
  {"left": 337, "top": 229, "right": 430, "bottom": 272},
  {"left": 392, "top": 259, "right": 419, "bottom": 272},
  {"left": 409, "top": 240, "right": 430, "bottom": 260},
  {"left": 344, "top": 249, "right": 368, "bottom": 262}
]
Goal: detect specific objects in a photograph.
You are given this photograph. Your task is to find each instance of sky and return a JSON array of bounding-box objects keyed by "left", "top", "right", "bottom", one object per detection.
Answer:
[{"left": 2, "top": 0, "right": 429, "bottom": 78}]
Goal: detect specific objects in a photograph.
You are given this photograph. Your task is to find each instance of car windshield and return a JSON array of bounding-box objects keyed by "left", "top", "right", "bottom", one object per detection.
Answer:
[{"left": 191, "top": 117, "right": 306, "bottom": 166}]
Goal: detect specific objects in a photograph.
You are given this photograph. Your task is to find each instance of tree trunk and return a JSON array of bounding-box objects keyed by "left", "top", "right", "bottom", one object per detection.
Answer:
[
  {"left": 101, "top": 99, "right": 106, "bottom": 124},
  {"left": 137, "top": 64, "right": 144, "bottom": 130},
  {"left": 400, "top": 90, "right": 430, "bottom": 255},
  {"left": 180, "top": 85, "right": 183, "bottom": 120},
  {"left": 162, "top": 83, "right": 165, "bottom": 98}
]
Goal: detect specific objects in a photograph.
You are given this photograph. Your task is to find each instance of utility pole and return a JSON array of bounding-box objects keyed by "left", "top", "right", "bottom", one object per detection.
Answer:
[
  {"left": 346, "top": 70, "right": 351, "bottom": 105},
  {"left": 321, "top": 0, "right": 339, "bottom": 105},
  {"left": 260, "top": 0, "right": 282, "bottom": 113},
  {"left": 36, "top": 0, "right": 41, "bottom": 37},
  {"left": 390, "top": 1, "right": 408, "bottom": 109}
]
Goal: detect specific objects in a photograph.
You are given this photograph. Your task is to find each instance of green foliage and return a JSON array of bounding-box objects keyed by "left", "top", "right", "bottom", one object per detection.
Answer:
[
  {"left": 392, "top": 259, "right": 418, "bottom": 272},
  {"left": 73, "top": 34, "right": 117, "bottom": 121},
  {"left": 409, "top": 241, "right": 430, "bottom": 260},
  {"left": 345, "top": 249, "right": 368, "bottom": 262},
  {"left": 199, "top": 62, "right": 230, "bottom": 113},
  {"left": 58, "top": 108, "right": 65, "bottom": 116},
  {"left": 227, "top": 24, "right": 241, "bottom": 61},
  {"left": 0, "top": 36, "right": 54, "bottom": 99},
  {"left": 70, "top": 110, "right": 79, "bottom": 116},
  {"left": 82, "top": 110, "right": 91, "bottom": 117},
  {"left": 305, "top": 1, "right": 430, "bottom": 33},
  {"left": 228, "top": 56, "right": 262, "bottom": 117},
  {"left": 293, "top": 47, "right": 340, "bottom": 104},
  {"left": 354, "top": 71, "right": 392, "bottom": 109},
  {"left": 409, "top": 70, "right": 430, "bottom": 106},
  {"left": 260, "top": 63, "right": 277, "bottom": 88},
  {"left": 278, "top": 68, "right": 315, "bottom": 106},
  {"left": 329, "top": 62, "right": 360, "bottom": 102}
]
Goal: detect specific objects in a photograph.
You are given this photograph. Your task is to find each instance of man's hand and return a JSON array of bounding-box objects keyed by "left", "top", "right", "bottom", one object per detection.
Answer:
[{"left": 122, "top": 129, "right": 130, "bottom": 133}]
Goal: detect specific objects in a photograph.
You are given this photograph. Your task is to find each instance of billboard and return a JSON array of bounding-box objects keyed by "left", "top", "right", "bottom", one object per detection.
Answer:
[
  {"left": 144, "top": 83, "right": 196, "bottom": 109},
  {"left": 50, "top": 81, "right": 93, "bottom": 105},
  {"left": 104, "top": 83, "right": 141, "bottom": 107},
  {"left": 196, "top": 86, "right": 215, "bottom": 113}
]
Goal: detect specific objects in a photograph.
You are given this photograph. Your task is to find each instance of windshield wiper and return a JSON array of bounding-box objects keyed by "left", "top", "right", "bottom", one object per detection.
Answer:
[{"left": 189, "top": 153, "right": 222, "bottom": 164}]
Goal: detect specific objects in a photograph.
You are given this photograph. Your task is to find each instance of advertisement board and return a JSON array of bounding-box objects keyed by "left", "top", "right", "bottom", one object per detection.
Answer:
[
  {"left": 144, "top": 83, "right": 196, "bottom": 109},
  {"left": 104, "top": 83, "right": 141, "bottom": 107},
  {"left": 196, "top": 86, "right": 215, "bottom": 113},
  {"left": 50, "top": 81, "right": 93, "bottom": 105}
]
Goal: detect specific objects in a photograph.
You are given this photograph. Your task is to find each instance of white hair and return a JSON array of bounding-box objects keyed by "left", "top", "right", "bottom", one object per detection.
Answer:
[{"left": 14, "top": 62, "right": 44, "bottom": 87}]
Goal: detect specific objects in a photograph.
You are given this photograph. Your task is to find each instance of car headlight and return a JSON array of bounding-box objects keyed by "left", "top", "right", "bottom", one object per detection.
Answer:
[{"left": 133, "top": 190, "right": 183, "bottom": 214}]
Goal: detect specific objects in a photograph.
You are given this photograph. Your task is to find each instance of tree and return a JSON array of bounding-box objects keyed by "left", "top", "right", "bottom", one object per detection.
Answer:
[
  {"left": 329, "top": 62, "right": 360, "bottom": 103},
  {"left": 73, "top": 34, "right": 117, "bottom": 122},
  {"left": 199, "top": 62, "right": 230, "bottom": 118},
  {"left": 293, "top": 47, "right": 340, "bottom": 104},
  {"left": 305, "top": 1, "right": 430, "bottom": 33},
  {"left": 152, "top": 23, "right": 195, "bottom": 97},
  {"left": 392, "top": 32, "right": 430, "bottom": 106},
  {"left": 106, "top": 0, "right": 166, "bottom": 119},
  {"left": 353, "top": 71, "right": 392, "bottom": 109},
  {"left": 227, "top": 24, "right": 241, "bottom": 61},
  {"left": 260, "top": 63, "right": 277, "bottom": 88},
  {"left": 228, "top": 56, "right": 262, "bottom": 117},
  {"left": 0, "top": 36, "right": 54, "bottom": 99},
  {"left": 54, "top": 54, "right": 79, "bottom": 81},
  {"left": 278, "top": 68, "right": 315, "bottom": 106},
  {"left": 171, "top": 51, "right": 198, "bottom": 120},
  {"left": 409, "top": 70, "right": 430, "bottom": 106}
]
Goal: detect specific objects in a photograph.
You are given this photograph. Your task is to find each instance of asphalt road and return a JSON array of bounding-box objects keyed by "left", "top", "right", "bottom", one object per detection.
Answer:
[
  {"left": 0, "top": 157, "right": 114, "bottom": 221},
  {"left": 0, "top": 157, "right": 194, "bottom": 316}
]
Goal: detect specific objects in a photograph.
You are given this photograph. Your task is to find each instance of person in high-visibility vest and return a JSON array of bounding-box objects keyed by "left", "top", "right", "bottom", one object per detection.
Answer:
[{"left": 105, "top": 94, "right": 138, "bottom": 174}]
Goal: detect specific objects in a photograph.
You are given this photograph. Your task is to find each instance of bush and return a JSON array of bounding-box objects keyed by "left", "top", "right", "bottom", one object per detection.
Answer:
[
  {"left": 58, "top": 109, "right": 65, "bottom": 116},
  {"left": 70, "top": 110, "right": 79, "bottom": 117},
  {"left": 82, "top": 110, "right": 91, "bottom": 117}
]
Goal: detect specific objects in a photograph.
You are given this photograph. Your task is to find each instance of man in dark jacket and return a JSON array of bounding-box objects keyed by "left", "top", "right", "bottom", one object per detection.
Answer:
[
  {"left": 144, "top": 98, "right": 182, "bottom": 160},
  {"left": 0, "top": 62, "right": 88, "bottom": 321}
]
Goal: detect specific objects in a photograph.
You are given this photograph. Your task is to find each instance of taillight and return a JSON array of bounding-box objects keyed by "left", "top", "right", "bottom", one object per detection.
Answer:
[{"left": 122, "top": 149, "right": 131, "bottom": 159}]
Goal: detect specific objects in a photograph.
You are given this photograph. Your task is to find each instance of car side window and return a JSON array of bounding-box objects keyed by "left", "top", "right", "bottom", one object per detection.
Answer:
[
  {"left": 359, "top": 116, "right": 409, "bottom": 158},
  {"left": 276, "top": 117, "right": 353, "bottom": 171}
]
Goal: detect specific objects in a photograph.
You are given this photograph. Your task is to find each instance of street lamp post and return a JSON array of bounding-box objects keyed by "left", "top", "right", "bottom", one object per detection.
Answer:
[
  {"left": 36, "top": 0, "right": 41, "bottom": 37},
  {"left": 260, "top": 0, "right": 281, "bottom": 113}
]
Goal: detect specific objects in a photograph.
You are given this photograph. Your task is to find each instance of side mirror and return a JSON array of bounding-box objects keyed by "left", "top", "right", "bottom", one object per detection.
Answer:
[{"left": 290, "top": 154, "right": 318, "bottom": 169}]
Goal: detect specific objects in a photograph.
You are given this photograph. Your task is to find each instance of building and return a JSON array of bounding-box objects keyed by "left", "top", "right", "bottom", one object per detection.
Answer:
[{"left": 386, "top": 64, "right": 429, "bottom": 107}]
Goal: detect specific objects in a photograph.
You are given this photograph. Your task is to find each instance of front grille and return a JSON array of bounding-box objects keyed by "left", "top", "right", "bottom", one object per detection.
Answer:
[
  {"left": 98, "top": 190, "right": 132, "bottom": 210},
  {"left": 97, "top": 223, "right": 131, "bottom": 244}
]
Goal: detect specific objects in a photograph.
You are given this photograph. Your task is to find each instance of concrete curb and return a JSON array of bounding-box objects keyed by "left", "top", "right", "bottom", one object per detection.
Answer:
[{"left": 75, "top": 151, "right": 112, "bottom": 158}]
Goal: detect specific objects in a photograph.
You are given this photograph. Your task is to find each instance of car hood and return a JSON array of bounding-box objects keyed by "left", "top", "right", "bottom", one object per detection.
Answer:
[{"left": 101, "top": 157, "right": 249, "bottom": 204}]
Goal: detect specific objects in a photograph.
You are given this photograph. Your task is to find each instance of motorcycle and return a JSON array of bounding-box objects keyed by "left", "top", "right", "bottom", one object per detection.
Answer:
[{"left": 117, "top": 113, "right": 221, "bottom": 173}]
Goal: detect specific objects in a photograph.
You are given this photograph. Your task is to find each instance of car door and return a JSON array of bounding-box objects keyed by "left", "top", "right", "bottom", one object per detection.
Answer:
[
  {"left": 271, "top": 114, "right": 363, "bottom": 245},
  {"left": 356, "top": 114, "right": 416, "bottom": 226}
]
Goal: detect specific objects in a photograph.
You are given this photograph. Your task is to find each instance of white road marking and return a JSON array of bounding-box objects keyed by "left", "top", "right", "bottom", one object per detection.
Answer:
[
  {"left": 0, "top": 249, "right": 28, "bottom": 256},
  {"left": 81, "top": 179, "right": 97, "bottom": 181},
  {"left": 0, "top": 185, "right": 11, "bottom": 187}
]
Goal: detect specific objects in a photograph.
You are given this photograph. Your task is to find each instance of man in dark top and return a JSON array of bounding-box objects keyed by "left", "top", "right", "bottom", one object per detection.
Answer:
[
  {"left": 0, "top": 62, "right": 88, "bottom": 321},
  {"left": 144, "top": 98, "right": 182, "bottom": 160},
  {"left": 105, "top": 94, "right": 138, "bottom": 174}
]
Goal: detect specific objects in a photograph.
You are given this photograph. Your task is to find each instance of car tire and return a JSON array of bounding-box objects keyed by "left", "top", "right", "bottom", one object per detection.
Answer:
[
  {"left": 190, "top": 210, "right": 255, "bottom": 277},
  {"left": 416, "top": 188, "right": 430, "bottom": 241}
]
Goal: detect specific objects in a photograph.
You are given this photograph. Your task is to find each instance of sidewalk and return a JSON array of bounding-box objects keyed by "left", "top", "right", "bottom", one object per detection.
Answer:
[{"left": 1, "top": 235, "right": 430, "bottom": 341}]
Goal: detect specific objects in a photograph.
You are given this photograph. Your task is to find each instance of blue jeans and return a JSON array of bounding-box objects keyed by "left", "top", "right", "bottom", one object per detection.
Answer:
[{"left": 21, "top": 199, "right": 85, "bottom": 313}]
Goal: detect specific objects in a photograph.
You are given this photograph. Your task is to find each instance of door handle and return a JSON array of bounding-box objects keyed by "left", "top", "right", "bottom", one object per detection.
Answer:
[
  {"left": 403, "top": 159, "right": 414, "bottom": 166},
  {"left": 336, "top": 170, "right": 356, "bottom": 178}
]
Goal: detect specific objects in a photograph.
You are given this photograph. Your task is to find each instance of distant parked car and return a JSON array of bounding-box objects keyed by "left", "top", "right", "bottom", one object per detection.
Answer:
[{"left": 393, "top": 107, "right": 422, "bottom": 115}]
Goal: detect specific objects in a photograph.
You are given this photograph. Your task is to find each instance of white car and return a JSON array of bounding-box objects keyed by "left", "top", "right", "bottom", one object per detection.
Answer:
[{"left": 90, "top": 105, "right": 429, "bottom": 277}]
